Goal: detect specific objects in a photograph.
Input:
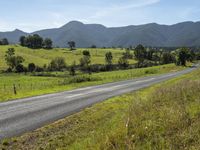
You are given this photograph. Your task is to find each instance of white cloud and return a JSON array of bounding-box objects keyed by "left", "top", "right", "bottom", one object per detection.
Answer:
[
  {"left": 88, "top": 0, "right": 160, "bottom": 20},
  {"left": 0, "top": 20, "right": 13, "bottom": 31}
]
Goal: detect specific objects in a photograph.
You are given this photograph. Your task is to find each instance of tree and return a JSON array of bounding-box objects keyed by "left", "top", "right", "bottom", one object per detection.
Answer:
[
  {"left": 5, "top": 48, "right": 15, "bottom": 58},
  {"left": 161, "top": 52, "right": 175, "bottom": 64},
  {"left": 91, "top": 45, "right": 97, "bottom": 48},
  {"left": 188, "top": 50, "right": 196, "bottom": 62},
  {"left": 80, "top": 52, "right": 91, "bottom": 73},
  {"left": 82, "top": 50, "right": 90, "bottom": 57},
  {"left": 43, "top": 38, "right": 53, "bottom": 49},
  {"left": 5, "top": 48, "right": 15, "bottom": 70},
  {"left": 118, "top": 57, "right": 129, "bottom": 69},
  {"left": 68, "top": 41, "right": 76, "bottom": 50},
  {"left": 69, "top": 61, "right": 76, "bottom": 76},
  {"left": 28, "top": 63, "right": 36, "bottom": 72},
  {"left": 177, "top": 48, "right": 190, "bottom": 66},
  {"left": 16, "top": 64, "right": 25, "bottom": 73},
  {"left": 80, "top": 56, "right": 91, "bottom": 68},
  {"left": 123, "top": 50, "right": 133, "bottom": 59},
  {"left": 105, "top": 52, "right": 113, "bottom": 70},
  {"left": 23, "top": 34, "right": 43, "bottom": 49},
  {"left": 134, "top": 44, "right": 147, "bottom": 67},
  {"left": 49, "top": 57, "right": 66, "bottom": 71},
  {"left": 19, "top": 36, "right": 26, "bottom": 46},
  {"left": 1, "top": 38, "right": 9, "bottom": 45}
]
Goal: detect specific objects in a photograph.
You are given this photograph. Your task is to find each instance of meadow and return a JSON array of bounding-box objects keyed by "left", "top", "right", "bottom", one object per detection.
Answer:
[
  {"left": 0, "top": 45, "right": 186, "bottom": 102},
  {"left": 1, "top": 64, "right": 199, "bottom": 150},
  {"left": 0, "top": 64, "right": 185, "bottom": 102},
  {"left": 0, "top": 45, "right": 136, "bottom": 70}
]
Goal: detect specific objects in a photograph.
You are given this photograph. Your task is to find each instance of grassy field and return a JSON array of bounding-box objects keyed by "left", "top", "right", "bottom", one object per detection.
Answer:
[
  {"left": 1, "top": 66, "right": 199, "bottom": 149},
  {"left": 0, "top": 45, "right": 136, "bottom": 70},
  {"left": 0, "top": 64, "right": 185, "bottom": 102}
]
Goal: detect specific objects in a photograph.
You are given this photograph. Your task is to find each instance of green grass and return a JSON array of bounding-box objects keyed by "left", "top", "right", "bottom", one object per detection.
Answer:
[
  {"left": 0, "top": 64, "right": 185, "bottom": 102},
  {"left": 1, "top": 66, "right": 199, "bottom": 150},
  {"left": 0, "top": 45, "right": 136, "bottom": 70}
]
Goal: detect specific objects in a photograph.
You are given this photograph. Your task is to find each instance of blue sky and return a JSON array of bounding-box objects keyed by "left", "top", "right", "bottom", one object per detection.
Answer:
[{"left": 0, "top": 0, "right": 200, "bottom": 32}]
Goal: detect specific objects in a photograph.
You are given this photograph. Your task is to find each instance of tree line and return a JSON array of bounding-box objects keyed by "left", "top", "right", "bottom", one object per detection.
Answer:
[
  {"left": 19, "top": 34, "right": 53, "bottom": 49},
  {"left": 0, "top": 38, "right": 9, "bottom": 45},
  {"left": 4, "top": 44, "right": 197, "bottom": 74}
]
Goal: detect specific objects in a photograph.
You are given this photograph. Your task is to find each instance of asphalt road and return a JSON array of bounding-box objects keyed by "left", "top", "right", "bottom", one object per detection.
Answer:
[{"left": 0, "top": 66, "right": 198, "bottom": 140}]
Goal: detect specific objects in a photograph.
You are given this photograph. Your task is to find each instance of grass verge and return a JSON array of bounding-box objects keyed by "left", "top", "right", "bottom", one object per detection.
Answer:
[{"left": 0, "top": 67, "right": 199, "bottom": 150}]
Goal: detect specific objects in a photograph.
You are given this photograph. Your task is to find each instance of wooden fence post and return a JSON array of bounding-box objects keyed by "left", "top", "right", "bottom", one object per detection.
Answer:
[{"left": 13, "top": 84, "right": 17, "bottom": 95}]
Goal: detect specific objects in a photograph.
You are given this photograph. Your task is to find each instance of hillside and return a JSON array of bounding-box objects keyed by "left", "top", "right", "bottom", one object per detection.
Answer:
[
  {"left": 0, "top": 45, "right": 135, "bottom": 70},
  {"left": 1, "top": 21, "right": 200, "bottom": 47}
]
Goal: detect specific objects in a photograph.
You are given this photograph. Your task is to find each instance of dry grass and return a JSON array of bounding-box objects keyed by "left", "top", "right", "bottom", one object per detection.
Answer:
[{"left": 127, "top": 79, "right": 200, "bottom": 149}]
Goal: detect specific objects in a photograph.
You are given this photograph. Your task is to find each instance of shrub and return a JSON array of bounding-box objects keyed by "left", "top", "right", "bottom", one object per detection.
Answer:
[
  {"left": 35, "top": 66, "right": 44, "bottom": 72},
  {"left": 63, "top": 75, "right": 101, "bottom": 84},
  {"left": 82, "top": 50, "right": 90, "bottom": 56},
  {"left": 49, "top": 57, "right": 66, "bottom": 71},
  {"left": 15, "top": 64, "right": 25, "bottom": 73},
  {"left": 118, "top": 57, "right": 129, "bottom": 69},
  {"left": 28, "top": 63, "right": 36, "bottom": 72}
]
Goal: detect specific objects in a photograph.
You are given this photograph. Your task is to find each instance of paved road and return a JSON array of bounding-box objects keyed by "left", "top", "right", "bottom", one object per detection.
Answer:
[{"left": 0, "top": 66, "right": 198, "bottom": 140}]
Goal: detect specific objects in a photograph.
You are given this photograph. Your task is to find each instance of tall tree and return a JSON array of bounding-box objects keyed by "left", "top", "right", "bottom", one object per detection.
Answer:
[
  {"left": 43, "top": 38, "right": 53, "bottom": 49},
  {"left": 19, "top": 36, "right": 26, "bottom": 46},
  {"left": 134, "top": 44, "right": 147, "bottom": 67},
  {"left": 1, "top": 38, "right": 9, "bottom": 45},
  {"left": 68, "top": 41, "right": 76, "bottom": 50},
  {"left": 5, "top": 48, "right": 25, "bottom": 71},
  {"left": 177, "top": 48, "right": 190, "bottom": 66},
  {"left": 105, "top": 52, "right": 113, "bottom": 64}
]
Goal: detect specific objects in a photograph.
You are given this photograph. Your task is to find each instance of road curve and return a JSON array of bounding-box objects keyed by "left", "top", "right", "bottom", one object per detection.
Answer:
[{"left": 0, "top": 66, "right": 198, "bottom": 140}]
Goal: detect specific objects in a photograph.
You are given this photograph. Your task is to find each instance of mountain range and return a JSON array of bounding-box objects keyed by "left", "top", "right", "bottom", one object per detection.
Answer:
[{"left": 1, "top": 21, "right": 200, "bottom": 48}]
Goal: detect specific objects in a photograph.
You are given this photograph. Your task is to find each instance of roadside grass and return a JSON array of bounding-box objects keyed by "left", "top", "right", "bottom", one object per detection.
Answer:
[
  {"left": 0, "top": 45, "right": 136, "bottom": 70},
  {"left": 0, "top": 67, "right": 199, "bottom": 150},
  {"left": 0, "top": 64, "right": 185, "bottom": 102}
]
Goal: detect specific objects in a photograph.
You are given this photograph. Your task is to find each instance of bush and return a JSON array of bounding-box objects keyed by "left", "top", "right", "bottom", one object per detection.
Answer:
[
  {"left": 35, "top": 66, "right": 44, "bottom": 72},
  {"left": 118, "top": 57, "right": 129, "bottom": 69},
  {"left": 63, "top": 75, "right": 101, "bottom": 84},
  {"left": 82, "top": 50, "right": 90, "bottom": 56},
  {"left": 15, "top": 64, "right": 25, "bottom": 73},
  {"left": 144, "top": 69, "right": 158, "bottom": 74},
  {"left": 28, "top": 63, "right": 36, "bottom": 72},
  {"left": 49, "top": 57, "right": 66, "bottom": 71}
]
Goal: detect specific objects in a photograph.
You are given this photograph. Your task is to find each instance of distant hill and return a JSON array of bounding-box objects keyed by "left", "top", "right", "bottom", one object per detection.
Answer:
[{"left": 1, "top": 21, "right": 200, "bottom": 47}]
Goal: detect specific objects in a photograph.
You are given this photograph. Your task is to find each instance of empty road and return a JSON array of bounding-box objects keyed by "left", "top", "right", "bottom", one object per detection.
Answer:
[{"left": 0, "top": 66, "right": 198, "bottom": 140}]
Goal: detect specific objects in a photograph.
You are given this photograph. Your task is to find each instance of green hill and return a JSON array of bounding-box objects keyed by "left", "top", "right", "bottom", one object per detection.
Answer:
[{"left": 0, "top": 45, "right": 136, "bottom": 71}]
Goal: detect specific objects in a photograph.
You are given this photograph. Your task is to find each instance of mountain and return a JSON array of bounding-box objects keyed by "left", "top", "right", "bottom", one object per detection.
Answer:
[
  {"left": 1, "top": 21, "right": 200, "bottom": 47},
  {"left": 0, "top": 29, "right": 28, "bottom": 43}
]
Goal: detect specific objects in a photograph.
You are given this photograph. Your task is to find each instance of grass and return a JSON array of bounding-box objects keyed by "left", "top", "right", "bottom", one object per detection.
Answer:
[
  {"left": 0, "top": 64, "right": 185, "bottom": 102},
  {"left": 0, "top": 66, "right": 199, "bottom": 150},
  {"left": 0, "top": 45, "right": 136, "bottom": 70}
]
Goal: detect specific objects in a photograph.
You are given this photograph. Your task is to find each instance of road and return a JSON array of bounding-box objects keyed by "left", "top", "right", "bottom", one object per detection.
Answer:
[{"left": 0, "top": 66, "right": 198, "bottom": 140}]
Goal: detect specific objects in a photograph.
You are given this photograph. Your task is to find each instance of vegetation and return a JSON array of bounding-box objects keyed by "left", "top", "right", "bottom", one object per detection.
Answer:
[
  {"left": 5, "top": 48, "right": 25, "bottom": 72},
  {"left": 68, "top": 41, "right": 76, "bottom": 50},
  {"left": 48, "top": 57, "right": 67, "bottom": 71},
  {"left": 0, "top": 64, "right": 185, "bottom": 102},
  {"left": 1, "top": 67, "right": 199, "bottom": 150},
  {"left": 19, "top": 35, "right": 53, "bottom": 49},
  {"left": 105, "top": 52, "right": 113, "bottom": 70},
  {"left": 0, "top": 45, "right": 135, "bottom": 71},
  {"left": 0, "top": 38, "right": 9, "bottom": 45}
]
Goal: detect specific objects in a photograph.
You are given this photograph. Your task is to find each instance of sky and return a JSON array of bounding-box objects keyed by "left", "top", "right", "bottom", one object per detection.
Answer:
[{"left": 0, "top": 0, "right": 200, "bottom": 32}]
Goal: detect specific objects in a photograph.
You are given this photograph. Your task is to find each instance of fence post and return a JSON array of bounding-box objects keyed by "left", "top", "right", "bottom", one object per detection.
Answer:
[{"left": 13, "top": 84, "right": 17, "bottom": 95}]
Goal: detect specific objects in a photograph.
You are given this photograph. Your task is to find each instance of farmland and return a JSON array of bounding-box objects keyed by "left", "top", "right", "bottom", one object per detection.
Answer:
[
  {"left": 0, "top": 64, "right": 185, "bottom": 102},
  {"left": 1, "top": 63, "right": 199, "bottom": 150},
  {"left": 0, "top": 45, "right": 187, "bottom": 102},
  {"left": 0, "top": 45, "right": 136, "bottom": 70}
]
